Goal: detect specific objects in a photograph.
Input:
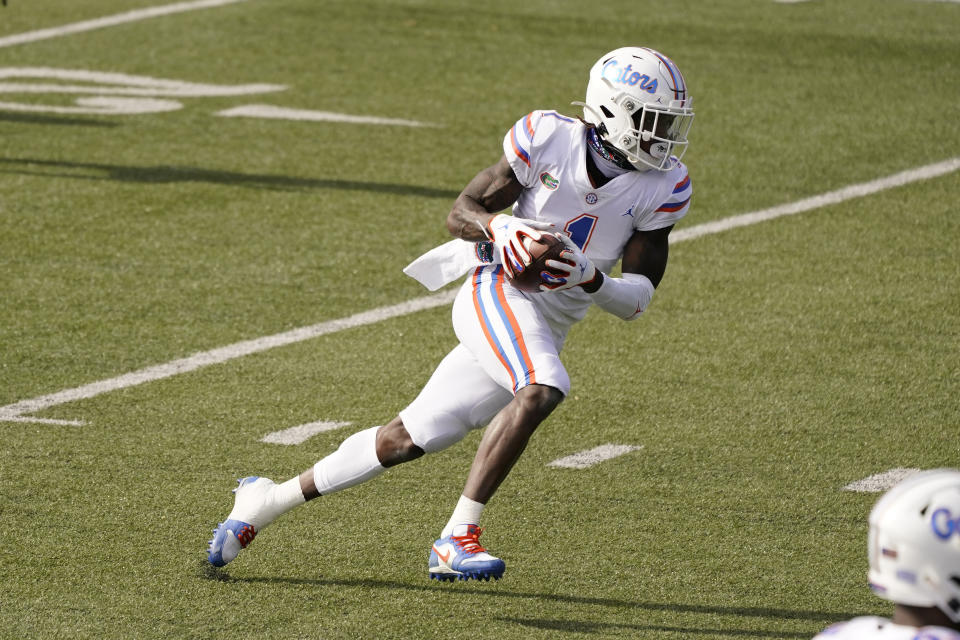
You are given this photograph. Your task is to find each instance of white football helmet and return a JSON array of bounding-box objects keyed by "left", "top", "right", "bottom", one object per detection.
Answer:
[
  {"left": 575, "top": 47, "right": 694, "bottom": 171},
  {"left": 867, "top": 468, "right": 960, "bottom": 622}
]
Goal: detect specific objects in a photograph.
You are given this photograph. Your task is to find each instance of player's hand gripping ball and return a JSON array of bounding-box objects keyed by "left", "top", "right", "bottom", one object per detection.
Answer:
[{"left": 505, "top": 233, "right": 567, "bottom": 293}]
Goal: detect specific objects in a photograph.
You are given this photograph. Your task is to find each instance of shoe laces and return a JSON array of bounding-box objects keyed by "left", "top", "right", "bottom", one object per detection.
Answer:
[
  {"left": 235, "top": 523, "right": 257, "bottom": 548},
  {"left": 452, "top": 526, "right": 486, "bottom": 555}
]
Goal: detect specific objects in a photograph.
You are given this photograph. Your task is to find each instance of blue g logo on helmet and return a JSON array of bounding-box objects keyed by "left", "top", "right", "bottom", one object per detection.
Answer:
[
  {"left": 601, "top": 60, "right": 658, "bottom": 94},
  {"left": 931, "top": 507, "right": 960, "bottom": 540}
]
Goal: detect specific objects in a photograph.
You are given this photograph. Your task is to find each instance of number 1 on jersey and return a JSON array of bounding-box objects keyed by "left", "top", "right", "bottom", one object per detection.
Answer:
[{"left": 564, "top": 214, "right": 598, "bottom": 250}]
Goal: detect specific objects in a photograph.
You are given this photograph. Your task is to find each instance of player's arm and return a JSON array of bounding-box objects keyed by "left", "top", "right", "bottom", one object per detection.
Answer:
[
  {"left": 620, "top": 225, "right": 671, "bottom": 287},
  {"left": 446, "top": 155, "right": 525, "bottom": 242},
  {"left": 445, "top": 154, "right": 553, "bottom": 275},
  {"left": 590, "top": 225, "right": 671, "bottom": 320},
  {"left": 543, "top": 225, "right": 673, "bottom": 321}
]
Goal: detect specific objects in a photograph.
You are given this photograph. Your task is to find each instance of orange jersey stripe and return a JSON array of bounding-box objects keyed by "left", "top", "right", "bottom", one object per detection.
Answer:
[
  {"left": 509, "top": 127, "right": 531, "bottom": 166},
  {"left": 524, "top": 112, "right": 535, "bottom": 139}
]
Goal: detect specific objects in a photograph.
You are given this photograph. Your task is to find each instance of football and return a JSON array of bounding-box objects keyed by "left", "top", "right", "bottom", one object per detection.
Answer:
[{"left": 505, "top": 233, "right": 567, "bottom": 293}]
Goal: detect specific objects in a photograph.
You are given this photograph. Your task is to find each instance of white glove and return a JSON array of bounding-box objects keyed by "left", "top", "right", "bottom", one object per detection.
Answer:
[
  {"left": 540, "top": 233, "right": 598, "bottom": 291},
  {"left": 487, "top": 214, "right": 554, "bottom": 277}
]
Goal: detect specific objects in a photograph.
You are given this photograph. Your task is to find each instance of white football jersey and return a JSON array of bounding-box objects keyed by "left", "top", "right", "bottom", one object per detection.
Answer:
[
  {"left": 813, "top": 616, "right": 960, "bottom": 640},
  {"left": 503, "top": 110, "right": 692, "bottom": 326}
]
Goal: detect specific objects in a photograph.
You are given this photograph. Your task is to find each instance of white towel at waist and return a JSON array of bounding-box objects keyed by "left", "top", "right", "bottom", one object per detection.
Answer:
[{"left": 403, "top": 239, "right": 497, "bottom": 291}]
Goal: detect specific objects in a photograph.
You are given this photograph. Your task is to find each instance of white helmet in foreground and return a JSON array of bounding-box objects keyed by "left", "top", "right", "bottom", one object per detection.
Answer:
[
  {"left": 868, "top": 468, "right": 960, "bottom": 622},
  {"left": 576, "top": 47, "right": 694, "bottom": 172}
]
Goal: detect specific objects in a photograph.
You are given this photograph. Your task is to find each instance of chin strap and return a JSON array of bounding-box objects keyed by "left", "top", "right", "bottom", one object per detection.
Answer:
[{"left": 585, "top": 126, "right": 635, "bottom": 171}]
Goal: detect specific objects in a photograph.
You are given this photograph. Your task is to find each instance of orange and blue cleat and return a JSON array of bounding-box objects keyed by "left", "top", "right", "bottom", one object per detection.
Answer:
[{"left": 428, "top": 524, "right": 505, "bottom": 582}]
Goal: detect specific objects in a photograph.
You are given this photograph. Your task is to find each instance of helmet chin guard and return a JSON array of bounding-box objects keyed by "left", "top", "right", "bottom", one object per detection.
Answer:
[{"left": 577, "top": 47, "right": 694, "bottom": 171}]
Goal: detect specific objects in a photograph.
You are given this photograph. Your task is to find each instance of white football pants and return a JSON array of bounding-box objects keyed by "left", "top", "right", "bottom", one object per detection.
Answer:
[{"left": 399, "top": 265, "right": 571, "bottom": 452}]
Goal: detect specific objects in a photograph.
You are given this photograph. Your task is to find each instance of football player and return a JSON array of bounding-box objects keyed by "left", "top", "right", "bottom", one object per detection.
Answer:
[
  {"left": 813, "top": 469, "right": 960, "bottom": 639},
  {"left": 207, "top": 47, "right": 695, "bottom": 581}
]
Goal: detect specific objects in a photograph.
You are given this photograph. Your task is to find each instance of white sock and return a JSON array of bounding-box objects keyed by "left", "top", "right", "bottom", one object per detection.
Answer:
[
  {"left": 272, "top": 476, "right": 306, "bottom": 511},
  {"left": 441, "top": 495, "right": 485, "bottom": 538},
  {"left": 251, "top": 477, "right": 305, "bottom": 529},
  {"left": 230, "top": 475, "right": 305, "bottom": 531},
  {"left": 313, "top": 426, "right": 386, "bottom": 495}
]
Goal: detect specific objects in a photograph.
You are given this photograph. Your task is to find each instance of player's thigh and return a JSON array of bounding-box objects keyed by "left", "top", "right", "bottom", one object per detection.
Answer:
[
  {"left": 399, "top": 344, "right": 512, "bottom": 453},
  {"left": 452, "top": 266, "right": 570, "bottom": 396}
]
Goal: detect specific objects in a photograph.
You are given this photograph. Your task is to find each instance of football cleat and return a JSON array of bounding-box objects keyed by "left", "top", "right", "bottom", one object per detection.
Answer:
[
  {"left": 207, "top": 476, "right": 277, "bottom": 567},
  {"left": 428, "top": 524, "right": 505, "bottom": 582}
]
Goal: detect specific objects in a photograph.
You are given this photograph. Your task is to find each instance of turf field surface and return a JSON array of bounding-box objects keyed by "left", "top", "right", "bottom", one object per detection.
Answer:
[{"left": 1, "top": 1, "right": 958, "bottom": 638}]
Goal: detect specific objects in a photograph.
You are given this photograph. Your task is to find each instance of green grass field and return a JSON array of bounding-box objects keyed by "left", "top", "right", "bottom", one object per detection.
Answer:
[{"left": 1, "top": 0, "right": 958, "bottom": 638}]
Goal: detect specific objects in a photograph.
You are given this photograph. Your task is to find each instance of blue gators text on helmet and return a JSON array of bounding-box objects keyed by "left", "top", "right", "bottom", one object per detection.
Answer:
[{"left": 601, "top": 60, "right": 658, "bottom": 94}]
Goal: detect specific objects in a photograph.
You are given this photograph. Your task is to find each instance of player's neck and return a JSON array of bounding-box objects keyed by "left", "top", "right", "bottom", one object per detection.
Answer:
[
  {"left": 584, "top": 147, "right": 611, "bottom": 188},
  {"left": 892, "top": 603, "right": 959, "bottom": 630},
  {"left": 583, "top": 126, "right": 632, "bottom": 188}
]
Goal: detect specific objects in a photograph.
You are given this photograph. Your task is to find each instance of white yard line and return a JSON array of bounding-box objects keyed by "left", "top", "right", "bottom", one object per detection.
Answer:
[
  {"left": 260, "top": 420, "right": 352, "bottom": 445},
  {"left": 842, "top": 468, "right": 921, "bottom": 492},
  {"left": 548, "top": 444, "right": 643, "bottom": 469},
  {"left": 0, "top": 291, "right": 457, "bottom": 423},
  {"left": 216, "top": 105, "right": 437, "bottom": 128},
  {"left": 0, "top": 415, "right": 84, "bottom": 426},
  {"left": 0, "top": 0, "right": 248, "bottom": 49},
  {"left": 1, "top": 156, "right": 958, "bottom": 425},
  {"left": 671, "top": 157, "right": 960, "bottom": 243}
]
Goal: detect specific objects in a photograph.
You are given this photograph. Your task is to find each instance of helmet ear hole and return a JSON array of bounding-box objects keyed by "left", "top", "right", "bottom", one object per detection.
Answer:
[{"left": 600, "top": 105, "right": 615, "bottom": 119}]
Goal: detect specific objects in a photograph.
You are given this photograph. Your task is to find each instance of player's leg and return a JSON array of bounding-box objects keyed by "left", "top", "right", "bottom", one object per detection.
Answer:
[
  {"left": 427, "top": 383, "right": 562, "bottom": 582},
  {"left": 207, "top": 344, "right": 511, "bottom": 568},
  {"left": 429, "top": 266, "right": 570, "bottom": 581},
  {"left": 461, "top": 382, "right": 563, "bottom": 503},
  {"left": 452, "top": 265, "right": 570, "bottom": 508},
  {"left": 297, "top": 344, "right": 512, "bottom": 496}
]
